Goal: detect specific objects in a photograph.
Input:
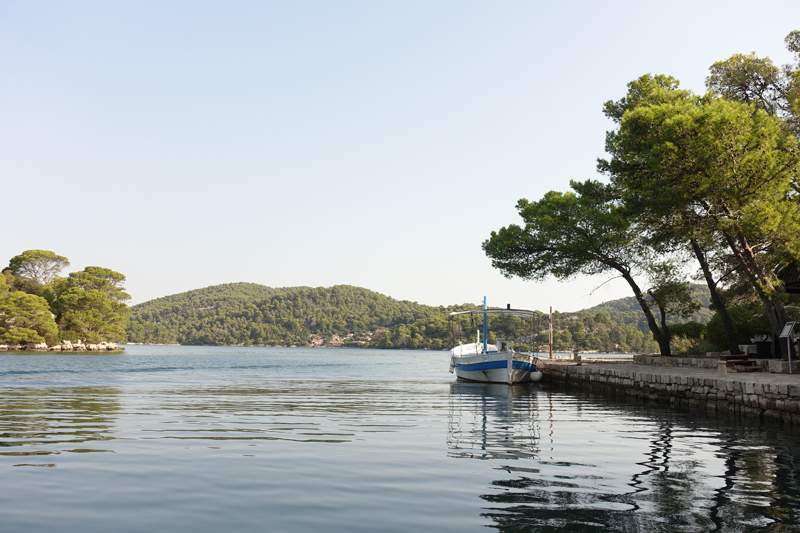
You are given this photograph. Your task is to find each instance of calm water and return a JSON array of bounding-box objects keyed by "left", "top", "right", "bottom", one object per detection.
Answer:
[{"left": 1, "top": 346, "right": 799, "bottom": 532}]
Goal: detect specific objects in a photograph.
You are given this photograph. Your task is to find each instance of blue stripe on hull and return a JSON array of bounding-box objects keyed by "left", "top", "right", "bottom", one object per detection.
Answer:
[
  {"left": 456, "top": 360, "right": 539, "bottom": 373},
  {"left": 455, "top": 360, "right": 508, "bottom": 372},
  {"left": 512, "top": 361, "right": 537, "bottom": 372}
]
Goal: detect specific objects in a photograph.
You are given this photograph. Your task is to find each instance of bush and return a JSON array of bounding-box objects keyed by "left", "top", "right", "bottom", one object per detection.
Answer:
[
  {"left": 668, "top": 321, "right": 706, "bottom": 340},
  {"left": 670, "top": 335, "right": 717, "bottom": 356},
  {"left": 705, "top": 306, "right": 769, "bottom": 349}
]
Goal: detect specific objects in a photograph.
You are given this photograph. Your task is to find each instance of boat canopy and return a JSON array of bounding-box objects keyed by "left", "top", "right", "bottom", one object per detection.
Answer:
[{"left": 449, "top": 308, "right": 537, "bottom": 319}]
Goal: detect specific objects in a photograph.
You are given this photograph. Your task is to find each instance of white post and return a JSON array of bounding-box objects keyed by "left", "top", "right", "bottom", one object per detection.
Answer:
[
  {"left": 507, "top": 349, "right": 513, "bottom": 385},
  {"left": 779, "top": 322, "right": 796, "bottom": 374},
  {"left": 549, "top": 306, "right": 553, "bottom": 359}
]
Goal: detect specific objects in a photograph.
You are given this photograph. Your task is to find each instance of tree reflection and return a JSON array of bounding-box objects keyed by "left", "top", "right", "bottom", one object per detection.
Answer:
[
  {"left": 0, "top": 386, "right": 121, "bottom": 458},
  {"left": 447, "top": 384, "right": 800, "bottom": 532}
]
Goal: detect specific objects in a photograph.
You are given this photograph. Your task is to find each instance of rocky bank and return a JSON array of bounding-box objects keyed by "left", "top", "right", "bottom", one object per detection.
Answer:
[{"left": 0, "top": 340, "right": 124, "bottom": 352}]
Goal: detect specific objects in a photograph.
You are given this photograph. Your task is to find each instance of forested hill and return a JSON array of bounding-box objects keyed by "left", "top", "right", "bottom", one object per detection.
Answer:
[
  {"left": 580, "top": 284, "right": 713, "bottom": 334},
  {"left": 127, "top": 283, "right": 464, "bottom": 348},
  {"left": 126, "top": 282, "right": 686, "bottom": 353}
]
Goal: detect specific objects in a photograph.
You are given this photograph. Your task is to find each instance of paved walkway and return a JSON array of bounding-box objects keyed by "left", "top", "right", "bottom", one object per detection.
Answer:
[{"left": 543, "top": 359, "right": 800, "bottom": 387}]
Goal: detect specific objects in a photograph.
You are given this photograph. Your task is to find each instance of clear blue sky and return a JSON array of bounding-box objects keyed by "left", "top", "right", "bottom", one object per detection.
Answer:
[{"left": 2, "top": 1, "right": 798, "bottom": 311}]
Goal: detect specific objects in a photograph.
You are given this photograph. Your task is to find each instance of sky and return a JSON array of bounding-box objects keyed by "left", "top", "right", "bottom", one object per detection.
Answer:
[{"left": 2, "top": 1, "right": 799, "bottom": 312}]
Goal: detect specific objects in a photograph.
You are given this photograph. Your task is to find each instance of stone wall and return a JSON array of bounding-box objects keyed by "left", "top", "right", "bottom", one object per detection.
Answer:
[
  {"left": 633, "top": 354, "right": 718, "bottom": 368},
  {"left": 543, "top": 362, "right": 800, "bottom": 424},
  {"left": 632, "top": 354, "right": 800, "bottom": 374}
]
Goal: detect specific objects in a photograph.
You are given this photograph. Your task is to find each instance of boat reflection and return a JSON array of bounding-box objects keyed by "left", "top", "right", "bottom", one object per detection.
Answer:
[{"left": 447, "top": 381, "right": 539, "bottom": 461}]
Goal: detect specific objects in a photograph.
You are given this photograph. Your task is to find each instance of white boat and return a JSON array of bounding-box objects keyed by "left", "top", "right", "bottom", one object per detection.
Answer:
[{"left": 449, "top": 301, "right": 543, "bottom": 385}]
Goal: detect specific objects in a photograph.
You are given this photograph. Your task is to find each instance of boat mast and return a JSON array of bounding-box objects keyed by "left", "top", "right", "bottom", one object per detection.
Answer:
[{"left": 483, "top": 296, "right": 488, "bottom": 354}]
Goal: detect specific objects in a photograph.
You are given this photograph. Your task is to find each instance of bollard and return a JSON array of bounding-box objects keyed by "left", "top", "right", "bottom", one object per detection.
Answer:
[{"left": 717, "top": 360, "right": 728, "bottom": 377}]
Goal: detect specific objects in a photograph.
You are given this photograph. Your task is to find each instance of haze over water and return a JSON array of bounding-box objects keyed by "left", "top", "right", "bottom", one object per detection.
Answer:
[{"left": 1, "top": 346, "right": 799, "bottom": 532}]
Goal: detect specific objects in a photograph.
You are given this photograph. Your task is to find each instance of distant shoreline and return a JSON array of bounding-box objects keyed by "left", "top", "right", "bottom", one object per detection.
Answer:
[{"left": 122, "top": 343, "right": 637, "bottom": 355}]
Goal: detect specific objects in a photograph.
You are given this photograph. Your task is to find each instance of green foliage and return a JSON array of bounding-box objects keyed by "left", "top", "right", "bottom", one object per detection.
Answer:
[
  {"left": 668, "top": 322, "right": 706, "bottom": 340},
  {"left": 788, "top": 31, "right": 800, "bottom": 131},
  {"left": 126, "top": 283, "right": 660, "bottom": 352},
  {"left": 482, "top": 179, "right": 675, "bottom": 355},
  {"left": 55, "top": 288, "right": 128, "bottom": 343},
  {"left": 0, "top": 273, "right": 9, "bottom": 300},
  {"left": 601, "top": 75, "right": 800, "bottom": 257},
  {"left": 646, "top": 261, "right": 701, "bottom": 343},
  {"left": 706, "top": 31, "right": 800, "bottom": 136},
  {"left": 670, "top": 335, "right": 717, "bottom": 356},
  {"left": 0, "top": 292, "right": 59, "bottom": 345},
  {"left": 707, "top": 52, "right": 784, "bottom": 115},
  {"left": 600, "top": 67, "right": 800, "bottom": 349},
  {"left": 5, "top": 250, "right": 69, "bottom": 285},
  {"left": 483, "top": 35, "right": 800, "bottom": 354},
  {"left": 3, "top": 270, "right": 45, "bottom": 297},
  {"left": 0, "top": 327, "right": 48, "bottom": 345},
  {"left": 49, "top": 267, "right": 131, "bottom": 343},
  {"left": 67, "top": 267, "right": 131, "bottom": 302},
  {"left": 582, "top": 285, "right": 713, "bottom": 333},
  {"left": 483, "top": 180, "right": 647, "bottom": 282},
  {"left": 705, "top": 306, "right": 769, "bottom": 349},
  {"left": 536, "top": 311, "right": 658, "bottom": 353},
  {"left": 0, "top": 251, "right": 130, "bottom": 346},
  {"left": 602, "top": 74, "right": 691, "bottom": 122},
  {"left": 128, "top": 283, "right": 456, "bottom": 347},
  {"left": 647, "top": 263, "right": 700, "bottom": 320}
]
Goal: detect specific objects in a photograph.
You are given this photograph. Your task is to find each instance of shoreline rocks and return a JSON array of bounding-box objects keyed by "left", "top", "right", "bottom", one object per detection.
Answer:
[{"left": 0, "top": 341, "right": 124, "bottom": 352}]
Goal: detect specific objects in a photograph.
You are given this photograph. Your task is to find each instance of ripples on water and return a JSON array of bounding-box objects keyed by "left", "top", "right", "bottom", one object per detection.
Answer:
[
  {"left": 1, "top": 346, "right": 799, "bottom": 532},
  {"left": 452, "top": 383, "right": 800, "bottom": 532}
]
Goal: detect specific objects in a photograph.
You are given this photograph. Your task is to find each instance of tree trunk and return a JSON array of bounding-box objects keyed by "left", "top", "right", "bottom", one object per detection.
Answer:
[
  {"left": 647, "top": 289, "right": 671, "bottom": 345},
  {"left": 720, "top": 229, "right": 788, "bottom": 353},
  {"left": 621, "top": 271, "right": 671, "bottom": 356},
  {"left": 689, "top": 239, "right": 742, "bottom": 354}
]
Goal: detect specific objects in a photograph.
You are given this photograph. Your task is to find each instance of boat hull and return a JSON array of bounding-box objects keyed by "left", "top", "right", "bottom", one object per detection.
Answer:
[{"left": 451, "top": 350, "right": 542, "bottom": 384}]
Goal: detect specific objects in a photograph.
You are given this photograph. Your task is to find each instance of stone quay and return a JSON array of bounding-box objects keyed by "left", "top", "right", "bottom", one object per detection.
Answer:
[{"left": 541, "top": 354, "right": 800, "bottom": 424}]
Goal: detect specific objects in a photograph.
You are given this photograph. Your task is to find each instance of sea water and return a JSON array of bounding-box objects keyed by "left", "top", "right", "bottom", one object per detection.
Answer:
[{"left": 1, "top": 346, "right": 798, "bottom": 532}]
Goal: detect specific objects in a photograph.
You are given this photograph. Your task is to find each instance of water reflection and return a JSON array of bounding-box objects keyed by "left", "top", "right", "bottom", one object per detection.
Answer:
[
  {"left": 447, "top": 384, "right": 800, "bottom": 532},
  {"left": 140, "top": 381, "right": 436, "bottom": 444},
  {"left": 0, "top": 387, "right": 121, "bottom": 463},
  {"left": 447, "top": 381, "right": 539, "bottom": 461}
]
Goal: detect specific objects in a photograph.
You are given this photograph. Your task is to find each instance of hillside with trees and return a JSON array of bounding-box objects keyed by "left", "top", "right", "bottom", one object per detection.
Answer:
[
  {"left": 127, "top": 283, "right": 439, "bottom": 347},
  {"left": 127, "top": 282, "right": 662, "bottom": 353},
  {"left": 580, "top": 285, "right": 713, "bottom": 334},
  {"left": 128, "top": 283, "right": 463, "bottom": 349}
]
